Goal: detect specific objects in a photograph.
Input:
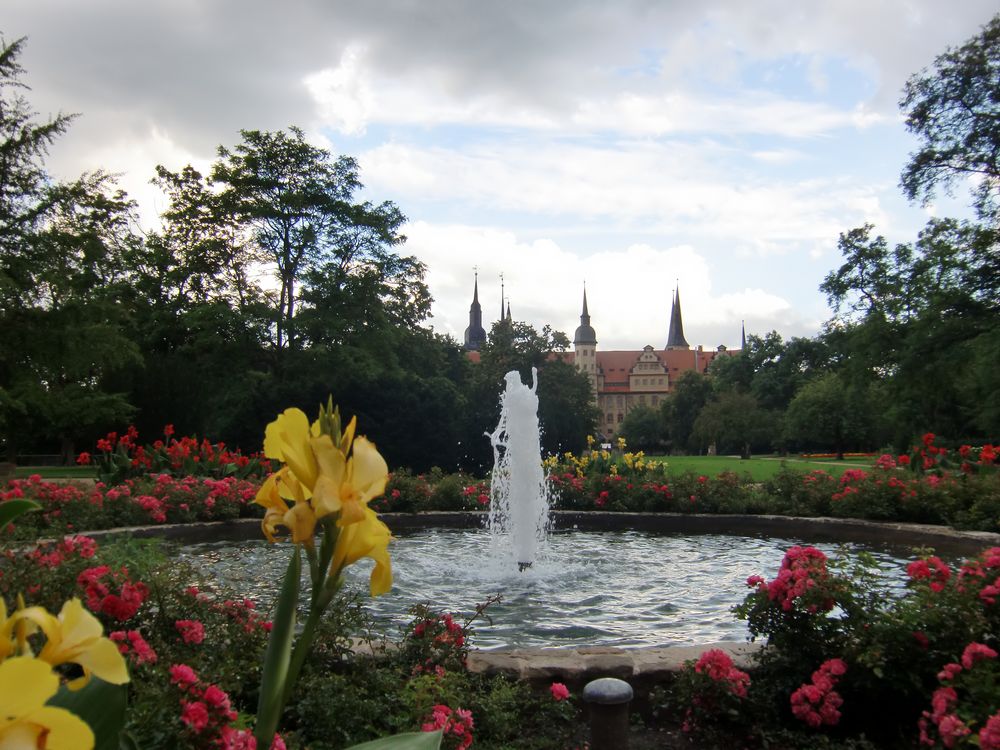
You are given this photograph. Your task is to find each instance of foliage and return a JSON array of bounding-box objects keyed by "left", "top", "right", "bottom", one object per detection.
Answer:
[
  {"left": 900, "top": 13, "right": 1000, "bottom": 224},
  {"left": 722, "top": 544, "right": 1000, "bottom": 747},
  {"left": 618, "top": 405, "right": 665, "bottom": 452},
  {"left": 692, "top": 391, "right": 779, "bottom": 459}
]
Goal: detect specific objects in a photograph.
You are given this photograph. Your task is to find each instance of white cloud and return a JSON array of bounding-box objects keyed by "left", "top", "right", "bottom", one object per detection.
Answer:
[{"left": 404, "top": 223, "right": 811, "bottom": 350}]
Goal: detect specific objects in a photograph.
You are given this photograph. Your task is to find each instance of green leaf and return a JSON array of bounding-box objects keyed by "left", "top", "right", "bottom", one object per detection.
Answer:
[
  {"left": 0, "top": 498, "right": 41, "bottom": 530},
  {"left": 254, "top": 545, "right": 301, "bottom": 744},
  {"left": 47, "top": 677, "right": 128, "bottom": 750},
  {"left": 345, "top": 731, "right": 444, "bottom": 750}
]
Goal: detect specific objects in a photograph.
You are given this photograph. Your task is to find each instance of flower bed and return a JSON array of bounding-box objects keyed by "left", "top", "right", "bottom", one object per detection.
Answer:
[{"left": 1, "top": 473, "right": 262, "bottom": 540}]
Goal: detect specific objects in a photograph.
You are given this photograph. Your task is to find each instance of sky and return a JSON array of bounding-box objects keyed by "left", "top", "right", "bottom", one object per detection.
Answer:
[{"left": 6, "top": 1, "right": 996, "bottom": 350}]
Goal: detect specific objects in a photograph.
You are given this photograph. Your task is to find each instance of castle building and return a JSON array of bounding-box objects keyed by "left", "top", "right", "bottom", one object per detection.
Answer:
[
  {"left": 463, "top": 279, "right": 740, "bottom": 436},
  {"left": 571, "top": 287, "right": 738, "bottom": 436}
]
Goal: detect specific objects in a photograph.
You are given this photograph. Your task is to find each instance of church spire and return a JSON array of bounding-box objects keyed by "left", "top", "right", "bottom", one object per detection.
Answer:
[
  {"left": 573, "top": 286, "right": 597, "bottom": 345},
  {"left": 741, "top": 320, "right": 746, "bottom": 350},
  {"left": 665, "top": 287, "right": 690, "bottom": 350},
  {"left": 463, "top": 271, "right": 487, "bottom": 351}
]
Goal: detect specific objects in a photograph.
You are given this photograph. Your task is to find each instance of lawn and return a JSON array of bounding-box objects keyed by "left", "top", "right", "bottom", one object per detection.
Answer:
[
  {"left": 643, "top": 454, "right": 873, "bottom": 481},
  {"left": 11, "top": 465, "right": 97, "bottom": 479}
]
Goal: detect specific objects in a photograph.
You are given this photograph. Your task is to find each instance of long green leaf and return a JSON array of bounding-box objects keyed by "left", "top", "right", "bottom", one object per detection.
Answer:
[
  {"left": 254, "top": 545, "right": 301, "bottom": 744},
  {"left": 345, "top": 731, "right": 443, "bottom": 750},
  {"left": 0, "top": 498, "right": 41, "bottom": 530},
  {"left": 48, "top": 677, "right": 127, "bottom": 750}
]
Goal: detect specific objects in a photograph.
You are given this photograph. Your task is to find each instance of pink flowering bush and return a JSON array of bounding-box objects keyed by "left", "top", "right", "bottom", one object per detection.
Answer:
[
  {"left": 790, "top": 659, "right": 847, "bottom": 728},
  {"left": 727, "top": 544, "right": 1000, "bottom": 746},
  {"left": 919, "top": 643, "right": 1000, "bottom": 748},
  {"left": 421, "top": 703, "right": 475, "bottom": 750},
  {"left": 665, "top": 648, "right": 752, "bottom": 740},
  {"left": 399, "top": 604, "right": 472, "bottom": 675},
  {"left": 0, "top": 473, "right": 262, "bottom": 539}
]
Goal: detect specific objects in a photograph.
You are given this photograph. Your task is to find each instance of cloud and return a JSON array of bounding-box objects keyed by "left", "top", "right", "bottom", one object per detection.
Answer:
[{"left": 404, "top": 222, "right": 812, "bottom": 350}]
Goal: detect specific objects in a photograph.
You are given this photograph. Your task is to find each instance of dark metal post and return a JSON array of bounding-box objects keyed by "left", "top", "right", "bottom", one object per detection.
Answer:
[{"left": 583, "top": 677, "right": 633, "bottom": 750}]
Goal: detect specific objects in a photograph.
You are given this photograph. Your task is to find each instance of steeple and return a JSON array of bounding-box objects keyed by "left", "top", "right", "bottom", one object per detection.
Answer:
[
  {"left": 665, "top": 287, "right": 690, "bottom": 350},
  {"left": 505, "top": 301, "right": 512, "bottom": 321},
  {"left": 463, "top": 272, "right": 487, "bottom": 351},
  {"left": 499, "top": 273, "right": 506, "bottom": 323},
  {"left": 573, "top": 287, "right": 597, "bottom": 345},
  {"left": 741, "top": 320, "right": 746, "bottom": 350}
]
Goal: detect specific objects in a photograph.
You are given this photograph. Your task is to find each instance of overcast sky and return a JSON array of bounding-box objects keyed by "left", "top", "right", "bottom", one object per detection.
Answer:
[{"left": 6, "top": 1, "right": 996, "bottom": 349}]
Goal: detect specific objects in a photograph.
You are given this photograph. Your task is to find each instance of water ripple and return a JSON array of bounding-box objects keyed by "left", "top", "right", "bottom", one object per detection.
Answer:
[{"left": 176, "top": 529, "right": 914, "bottom": 650}]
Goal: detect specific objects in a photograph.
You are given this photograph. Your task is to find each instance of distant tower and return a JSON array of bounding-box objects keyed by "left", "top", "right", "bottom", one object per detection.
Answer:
[
  {"left": 505, "top": 301, "right": 512, "bottom": 321},
  {"left": 573, "top": 287, "right": 599, "bottom": 394},
  {"left": 741, "top": 320, "right": 747, "bottom": 350},
  {"left": 463, "top": 272, "right": 487, "bottom": 351},
  {"left": 665, "top": 287, "right": 690, "bottom": 350}
]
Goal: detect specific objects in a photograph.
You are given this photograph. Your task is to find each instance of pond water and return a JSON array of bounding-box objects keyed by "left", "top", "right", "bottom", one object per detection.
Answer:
[{"left": 176, "top": 528, "right": 918, "bottom": 650}]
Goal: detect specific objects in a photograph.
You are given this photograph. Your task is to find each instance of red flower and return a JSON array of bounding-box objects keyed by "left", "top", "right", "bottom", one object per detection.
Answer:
[
  {"left": 76, "top": 452, "right": 91, "bottom": 465},
  {"left": 960, "top": 642, "right": 997, "bottom": 670},
  {"left": 175, "top": 619, "right": 206, "bottom": 645},
  {"left": 170, "top": 663, "right": 199, "bottom": 690},
  {"left": 550, "top": 682, "right": 570, "bottom": 701},
  {"left": 181, "top": 700, "right": 210, "bottom": 732}
]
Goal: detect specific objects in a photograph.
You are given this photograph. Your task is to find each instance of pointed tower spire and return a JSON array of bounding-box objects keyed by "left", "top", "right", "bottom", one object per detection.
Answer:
[
  {"left": 665, "top": 287, "right": 690, "bottom": 350},
  {"left": 741, "top": 320, "right": 746, "bottom": 350},
  {"left": 499, "top": 273, "right": 505, "bottom": 323},
  {"left": 573, "top": 286, "right": 597, "bottom": 345},
  {"left": 463, "top": 271, "right": 487, "bottom": 351},
  {"left": 505, "top": 300, "right": 512, "bottom": 321}
]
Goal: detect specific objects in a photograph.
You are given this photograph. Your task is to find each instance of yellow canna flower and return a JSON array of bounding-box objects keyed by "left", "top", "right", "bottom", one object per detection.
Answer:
[
  {"left": 311, "top": 435, "right": 388, "bottom": 524},
  {"left": 23, "top": 599, "right": 129, "bottom": 689},
  {"left": 329, "top": 506, "right": 393, "bottom": 596},
  {"left": 0, "top": 656, "right": 95, "bottom": 749},
  {"left": 255, "top": 469, "right": 317, "bottom": 544},
  {"left": 261, "top": 407, "right": 387, "bottom": 527}
]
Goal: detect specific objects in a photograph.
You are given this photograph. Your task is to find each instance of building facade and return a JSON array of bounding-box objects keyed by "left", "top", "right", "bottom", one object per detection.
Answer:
[
  {"left": 463, "top": 280, "right": 740, "bottom": 436},
  {"left": 571, "top": 288, "right": 738, "bottom": 437}
]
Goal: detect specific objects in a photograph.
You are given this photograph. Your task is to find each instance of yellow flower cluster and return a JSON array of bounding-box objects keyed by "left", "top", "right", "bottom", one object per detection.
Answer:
[
  {"left": 255, "top": 405, "right": 393, "bottom": 596},
  {"left": 0, "top": 597, "right": 129, "bottom": 748}
]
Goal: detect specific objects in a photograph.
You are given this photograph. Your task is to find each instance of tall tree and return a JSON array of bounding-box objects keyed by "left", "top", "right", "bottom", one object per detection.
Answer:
[
  {"left": 661, "top": 370, "right": 713, "bottom": 453},
  {"left": 211, "top": 128, "right": 407, "bottom": 351},
  {"left": 0, "top": 37, "right": 137, "bottom": 460},
  {"left": 900, "top": 14, "right": 1000, "bottom": 224},
  {"left": 0, "top": 35, "right": 75, "bottom": 304}
]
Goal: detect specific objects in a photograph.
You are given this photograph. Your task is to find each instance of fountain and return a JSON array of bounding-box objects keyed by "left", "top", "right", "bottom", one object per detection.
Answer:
[
  {"left": 172, "top": 370, "right": 932, "bottom": 649},
  {"left": 486, "top": 368, "right": 551, "bottom": 571}
]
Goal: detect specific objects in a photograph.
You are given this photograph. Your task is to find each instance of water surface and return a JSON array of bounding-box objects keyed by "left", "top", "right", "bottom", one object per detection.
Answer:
[{"left": 176, "top": 529, "right": 915, "bottom": 650}]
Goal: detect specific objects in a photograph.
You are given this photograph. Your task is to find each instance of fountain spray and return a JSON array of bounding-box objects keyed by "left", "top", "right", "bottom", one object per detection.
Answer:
[{"left": 487, "top": 368, "right": 551, "bottom": 570}]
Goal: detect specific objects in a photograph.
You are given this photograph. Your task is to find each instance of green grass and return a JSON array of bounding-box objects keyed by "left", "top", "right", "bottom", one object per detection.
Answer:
[
  {"left": 11, "top": 466, "right": 97, "bottom": 480},
  {"left": 643, "top": 454, "right": 872, "bottom": 481}
]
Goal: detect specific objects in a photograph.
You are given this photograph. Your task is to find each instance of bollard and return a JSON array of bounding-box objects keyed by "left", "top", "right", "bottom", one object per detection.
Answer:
[{"left": 583, "top": 677, "right": 633, "bottom": 750}]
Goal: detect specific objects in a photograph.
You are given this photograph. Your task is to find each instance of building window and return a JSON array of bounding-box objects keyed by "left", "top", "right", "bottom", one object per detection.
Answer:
[
  {"left": 652, "top": 395, "right": 659, "bottom": 405},
  {"left": 606, "top": 413, "right": 613, "bottom": 423},
  {"left": 617, "top": 413, "right": 623, "bottom": 423}
]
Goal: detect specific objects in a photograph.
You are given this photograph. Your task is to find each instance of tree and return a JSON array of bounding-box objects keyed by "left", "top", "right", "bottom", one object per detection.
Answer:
[
  {"left": 0, "top": 36, "right": 75, "bottom": 303},
  {"left": 0, "top": 37, "right": 137, "bottom": 460},
  {"left": 900, "top": 14, "right": 1000, "bottom": 224},
  {"left": 820, "top": 220, "right": 998, "bottom": 441},
  {"left": 783, "top": 374, "right": 885, "bottom": 458},
  {"left": 691, "top": 392, "right": 778, "bottom": 459},
  {"left": 211, "top": 128, "right": 408, "bottom": 351},
  {"left": 619, "top": 405, "right": 665, "bottom": 452},
  {"left": 661, "top": 370, "right": 713, "bottom": 453}
]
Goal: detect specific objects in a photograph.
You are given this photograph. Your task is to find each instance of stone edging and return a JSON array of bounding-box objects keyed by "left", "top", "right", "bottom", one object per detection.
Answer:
[
  {"left": 80, "top": 511, "right": 1000, "bottom": 556},
  {"left": 467, "top": 641, "right": 759, "bottom": 697}
]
